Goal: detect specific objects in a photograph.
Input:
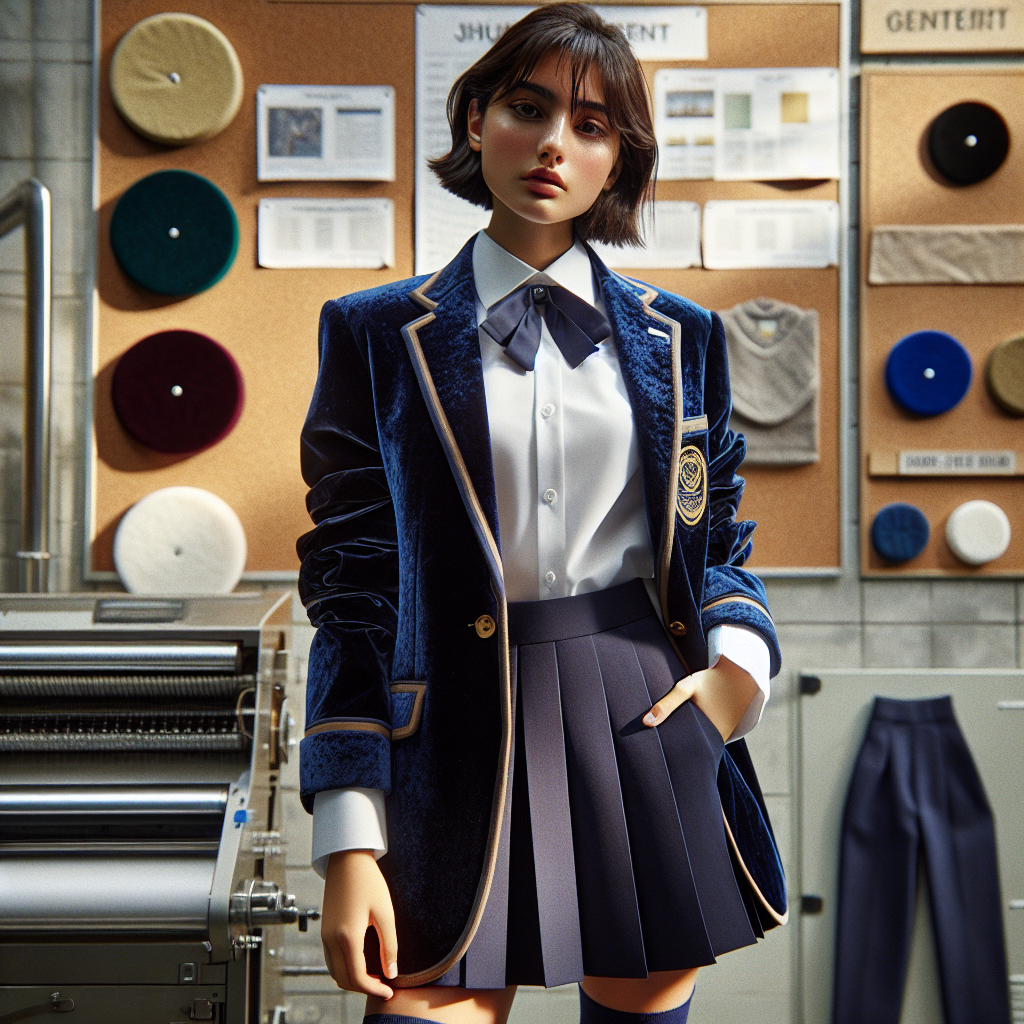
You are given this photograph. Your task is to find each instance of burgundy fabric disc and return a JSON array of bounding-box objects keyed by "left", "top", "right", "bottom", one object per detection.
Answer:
[{"left": 112, "top": 330, "right": 244, "bottom": 454}]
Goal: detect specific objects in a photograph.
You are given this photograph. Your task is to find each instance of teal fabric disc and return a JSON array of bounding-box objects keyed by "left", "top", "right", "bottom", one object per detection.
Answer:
[{"left": 110, "top": 170, "right": 238, "bottom": 296}]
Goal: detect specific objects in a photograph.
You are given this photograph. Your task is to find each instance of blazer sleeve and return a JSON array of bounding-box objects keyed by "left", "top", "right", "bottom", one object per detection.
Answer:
[
  {"left": 296, "top": 298, "right": 399, "bottom": 813},
  {"left": 699, "top": 311, "right": 782, "bottom": 678}
]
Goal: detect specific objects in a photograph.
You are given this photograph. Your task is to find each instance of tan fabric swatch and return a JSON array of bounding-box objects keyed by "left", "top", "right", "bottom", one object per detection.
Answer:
[
  {"left": 111, "top": 13, "right": 244, "bottom": 147},
  {"left": 987, "top": 335, "right": 1024, "bottom": 416},
  {"left": 869, "top": 225, "right": 1024, "bottom": 285}
]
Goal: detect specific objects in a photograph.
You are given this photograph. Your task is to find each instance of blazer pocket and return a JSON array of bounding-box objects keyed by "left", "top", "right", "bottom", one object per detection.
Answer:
[{"left": 390, "top": 681, "right": 426, "bottom": 740}]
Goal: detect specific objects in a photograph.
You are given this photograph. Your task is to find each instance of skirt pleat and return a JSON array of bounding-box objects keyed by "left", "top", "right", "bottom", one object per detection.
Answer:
[
  {"left": 438, "top": 579, "right": 760, "bottom": 990},
  {"left": 625, "top": 615, "right": 755, "bottom": 956},
  {"left": 588, "top": 626, "right": 715, "bottom": 971},
  {"left": 556, "top": 633, "right": 647, "bottom": 979}
]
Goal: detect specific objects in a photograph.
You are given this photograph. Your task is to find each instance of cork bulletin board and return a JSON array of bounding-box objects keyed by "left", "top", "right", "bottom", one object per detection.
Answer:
[
  {"left": 860, "top": 67, "right": 1024, "bottom": 577},
  {"left": 94, "top": 0, "right": 842, "bottom": 576}
]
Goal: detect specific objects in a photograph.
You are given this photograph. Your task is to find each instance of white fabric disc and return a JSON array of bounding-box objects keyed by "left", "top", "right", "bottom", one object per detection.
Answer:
[
  {"left": 945, "top": 500, "right": 1011, "bottom": 565},
  {"left": 114, "top": 486, "right": 247, "bottom": 594}
]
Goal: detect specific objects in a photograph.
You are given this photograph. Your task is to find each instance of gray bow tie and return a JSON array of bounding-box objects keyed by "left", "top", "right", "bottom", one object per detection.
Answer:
[{"left": 480, "top": 274, "right": 612, "bottom": 371}]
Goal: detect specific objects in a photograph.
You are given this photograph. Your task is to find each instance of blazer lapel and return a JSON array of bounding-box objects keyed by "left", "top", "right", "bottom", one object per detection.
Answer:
[
  {"left": 400, "top": 238, "right": 503, "bottom": 589},
  {"left": 591, "top": 254, "right": 685, "bottom": 626}
]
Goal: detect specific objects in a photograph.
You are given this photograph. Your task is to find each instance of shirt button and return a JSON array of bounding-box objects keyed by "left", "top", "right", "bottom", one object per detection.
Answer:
[
  {"left": 544, "top": 571, "right": 556, "bottom": 587},
  {"left": 541, "top": 403, "right": 555, "bottom": 419},
  {"left": 542, "top": 488, "right": 557, "bottom": 504}
]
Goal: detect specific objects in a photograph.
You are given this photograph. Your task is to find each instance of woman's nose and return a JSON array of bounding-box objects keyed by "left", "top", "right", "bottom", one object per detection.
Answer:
[{"left": 538, "top": 116, "right": 567, "bottom": 165}]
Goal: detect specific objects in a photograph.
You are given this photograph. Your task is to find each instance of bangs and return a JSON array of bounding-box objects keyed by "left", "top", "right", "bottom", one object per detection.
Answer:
[{"left": 488, "top": 26, "right": 637, "bottom": 140}]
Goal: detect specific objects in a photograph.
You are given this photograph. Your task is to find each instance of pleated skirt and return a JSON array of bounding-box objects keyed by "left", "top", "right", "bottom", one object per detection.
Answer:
[{"left": 436, "top": 578, "right": 761, "bottom": 990}]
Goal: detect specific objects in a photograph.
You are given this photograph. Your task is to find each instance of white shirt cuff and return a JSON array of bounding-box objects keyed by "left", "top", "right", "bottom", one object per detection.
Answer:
[
  {"left": 707, "top": 623, "right": 770, "bottom": 743},
  {"left": 311, "top": 787, "right": 388, "bottom": 878}
]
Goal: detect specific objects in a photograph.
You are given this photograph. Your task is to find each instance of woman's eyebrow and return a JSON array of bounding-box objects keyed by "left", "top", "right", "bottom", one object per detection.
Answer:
[{"left": 512, "top": 79, "right": 610, "bottom": 116}]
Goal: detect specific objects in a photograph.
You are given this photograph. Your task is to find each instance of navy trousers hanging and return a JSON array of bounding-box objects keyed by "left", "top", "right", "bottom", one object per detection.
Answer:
[{"left": 833, "top": 696, "right": 1011, "bottom": 1024}]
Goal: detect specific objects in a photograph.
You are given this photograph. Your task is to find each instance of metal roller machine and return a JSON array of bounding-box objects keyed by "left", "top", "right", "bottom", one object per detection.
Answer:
[{"left": 0, "top": 592, "right": 317, "bottom": 1024}]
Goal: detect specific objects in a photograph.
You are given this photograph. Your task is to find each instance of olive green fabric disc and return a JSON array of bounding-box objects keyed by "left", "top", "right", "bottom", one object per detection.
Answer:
[
  {"left": 986, "top": 334, "right": 1024, "bottom": 416},
  {"left": 110, "top": 170, "right": 239, "bottom": 296},
  {"left": 111, "top": 13, "right": 244, "bottom": 146}
]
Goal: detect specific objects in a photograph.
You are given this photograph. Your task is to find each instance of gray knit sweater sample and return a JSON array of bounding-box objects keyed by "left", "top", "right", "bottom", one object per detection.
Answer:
[{"left": 720, "top": 297, "right": 819, "bottom": 465}]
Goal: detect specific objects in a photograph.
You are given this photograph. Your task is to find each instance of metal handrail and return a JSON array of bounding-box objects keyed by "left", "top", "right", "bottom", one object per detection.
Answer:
[{"left": 0, "top": 179, "right": 52, "bottom": 593}]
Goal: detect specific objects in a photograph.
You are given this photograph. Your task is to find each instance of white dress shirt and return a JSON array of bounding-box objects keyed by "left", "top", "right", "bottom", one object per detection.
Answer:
[{"left": 310, "top": 232, "right": 769, "bottom": 876}]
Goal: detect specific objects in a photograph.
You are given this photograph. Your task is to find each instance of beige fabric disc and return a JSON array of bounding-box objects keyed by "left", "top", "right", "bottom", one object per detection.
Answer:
[
  {"left": 113, "top": 486, "right": 247, "bottom": 594},
  {"left": 945, "top": 500, "right": 1011, "bottom": 566},
  {"left": 111, "top": 13, "right": 243, "bottom": 146},
  {"left": 987, "top": 334, "right": 1024, "bottom": 416}
]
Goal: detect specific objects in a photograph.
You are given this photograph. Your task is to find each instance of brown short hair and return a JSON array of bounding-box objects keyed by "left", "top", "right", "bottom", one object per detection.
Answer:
[{"left": 429, "top": 3, "right": 657, "bottom": 247}]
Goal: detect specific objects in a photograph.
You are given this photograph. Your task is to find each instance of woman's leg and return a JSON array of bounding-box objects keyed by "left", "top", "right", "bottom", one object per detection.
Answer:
[
  {"left": 580, "top": 969, "right": 698, "bottom": 1019},
  {"left": 364, "top": 985, "right": 517, "bottom": 1024}
]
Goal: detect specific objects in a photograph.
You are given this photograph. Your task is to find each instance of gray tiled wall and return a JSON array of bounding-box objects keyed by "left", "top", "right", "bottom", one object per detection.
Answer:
[
  {"left": 0, "top": 0, "right": 92, "bottom": 593},
  {"left": 1, "top": 2, "right": 1022, "bottom": 1023}
]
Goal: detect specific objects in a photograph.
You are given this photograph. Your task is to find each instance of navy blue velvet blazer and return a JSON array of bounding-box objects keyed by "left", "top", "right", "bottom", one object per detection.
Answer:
[{"left": 297, "top": 237, "right": 785, "bottom": 985}]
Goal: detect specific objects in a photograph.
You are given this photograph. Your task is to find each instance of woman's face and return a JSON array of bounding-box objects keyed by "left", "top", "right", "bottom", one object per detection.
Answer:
[{"left": 468, "top": 50, "right": 621, "bottom": 232}]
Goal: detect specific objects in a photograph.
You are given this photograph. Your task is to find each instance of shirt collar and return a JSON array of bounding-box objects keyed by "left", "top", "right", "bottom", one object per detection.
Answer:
[{"left": 471, "top": 230, "right": 598, "bottom": 311}]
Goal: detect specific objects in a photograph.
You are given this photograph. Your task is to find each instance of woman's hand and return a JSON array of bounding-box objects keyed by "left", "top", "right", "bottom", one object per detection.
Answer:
[
  {"left": 643, "top": 656, "right": 759, "bottom": 742},
  {"left": 321, "top": 850, "right": 398, "bottom": 998}
]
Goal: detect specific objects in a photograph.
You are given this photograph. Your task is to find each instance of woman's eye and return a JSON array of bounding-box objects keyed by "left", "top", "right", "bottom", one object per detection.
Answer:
[
  {"left": 577, "top": 119, "right": 607, "bottom": 138},
  {"left": 512, "top": 101, "right": 541, "bottom": 118}
]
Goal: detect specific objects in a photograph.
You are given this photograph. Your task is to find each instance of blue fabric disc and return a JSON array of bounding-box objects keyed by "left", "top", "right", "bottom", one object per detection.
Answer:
[
  {"left": 110, "top": 169, "right": 238, "bottom": 296},
  {"left": 871, "top": 503, "right": 930, "bottom": 563},
  {"left": 885, "top": 330, "right": 972, "bottom": 416}
]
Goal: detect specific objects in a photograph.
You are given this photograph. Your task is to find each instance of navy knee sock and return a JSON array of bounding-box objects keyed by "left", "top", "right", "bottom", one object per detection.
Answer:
[
  {"left": 578, "top": 985, "right": 693, "bottom": 1023},
  {"left": 363, "top": 1015, "right": 439, "bottom": 1023}
]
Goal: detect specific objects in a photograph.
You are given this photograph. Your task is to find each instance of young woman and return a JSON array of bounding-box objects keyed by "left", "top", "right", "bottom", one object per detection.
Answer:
[{"left": 297, "top": 6, "right": 786, "bottom": 1024}]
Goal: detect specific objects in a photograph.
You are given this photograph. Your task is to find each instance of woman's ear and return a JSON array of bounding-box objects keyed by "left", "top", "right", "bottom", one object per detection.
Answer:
[{"left": 467, "top": 99, "right": 483, "bottom": 152}]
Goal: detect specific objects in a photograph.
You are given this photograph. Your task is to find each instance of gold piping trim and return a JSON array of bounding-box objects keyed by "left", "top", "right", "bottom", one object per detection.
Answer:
[
  {"left": 722, "top": 811, "right": 789, "bottom": 927},
  {"left": 397, "top": 301, "right": 513, "bottom": 988},
  {"left": 409, "top": 269, "right": 442, "bottom": 312},
  {"left": 701, "top": 595, "right": 773, "bottom": 621},
  {"left": 620, "top": 274, "right": 689, "bottom": 675},
  {"left": 303, "top": 720, "right": 390, "bottom": 740},
  {"left": 390, "top": 681, "right": 426, "bottom": 741},
  {"left": 402, "top": 316, "right": 504, "bottom": 578}
]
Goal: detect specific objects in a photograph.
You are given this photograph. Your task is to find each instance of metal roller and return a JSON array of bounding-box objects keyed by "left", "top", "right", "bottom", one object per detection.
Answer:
[
  {"left": 0, "top": 784, "right": 228, "bottom": 816},
  {"left": 0, "top": 642, "right": 241, "bottom": 672},
  {"left": 0, "top": 732, "right": 248, "bottom": 754},
  {"left": 0, "top": 785, "right": 229, "bottom": 848},
  {"left": 0, "top": 673, "right": 256, "bottom": 699},
  {"left": 0, "top": 855, "right": 217, "bottom": 934}
]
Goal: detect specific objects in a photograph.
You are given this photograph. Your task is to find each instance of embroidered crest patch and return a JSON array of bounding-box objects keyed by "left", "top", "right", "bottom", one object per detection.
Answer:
[{"left": 676, "top": 445, "right": 708, "bottom": 526}]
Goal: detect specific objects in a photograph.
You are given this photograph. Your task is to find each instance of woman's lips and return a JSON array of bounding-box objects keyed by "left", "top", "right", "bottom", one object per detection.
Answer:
[{"left": 523, "top": 169, "right": 565, "bottom": 196}]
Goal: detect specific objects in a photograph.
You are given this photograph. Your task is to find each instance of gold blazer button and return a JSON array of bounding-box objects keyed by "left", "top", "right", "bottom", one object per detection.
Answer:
[
  {"left": 474, "top": 615, "right": 496, "bottom": 638},
  {"left": 668, "top": 620, "right": 687, "bottom": 636}
]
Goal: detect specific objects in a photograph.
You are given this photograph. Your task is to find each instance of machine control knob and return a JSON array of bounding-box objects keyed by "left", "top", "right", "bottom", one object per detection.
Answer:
[
  {"left": 51, "top": 993, "right": 75, "bottom": 1013},
  {"left": 298, "top": 907, "right": 321, "bottom": 933},
  {"left": 230, "top": 878, "right": 321, "bottom": 930}
]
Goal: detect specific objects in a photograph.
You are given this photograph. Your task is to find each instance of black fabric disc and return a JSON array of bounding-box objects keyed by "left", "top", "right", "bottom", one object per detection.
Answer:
[
  {"left": 927, "top": 102, "right": 1010, "bottom": 186},
  {"left": 109, "top": 170, "right": 238, "bottom": 295},
  {"left": 112, "top": 330, "right": 244, "bottom": 454}
]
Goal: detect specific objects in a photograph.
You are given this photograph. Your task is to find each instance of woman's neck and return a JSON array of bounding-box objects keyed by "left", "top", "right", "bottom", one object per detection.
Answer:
[{"left": 484, "top": 201, "right": 575, "bottom": 270}]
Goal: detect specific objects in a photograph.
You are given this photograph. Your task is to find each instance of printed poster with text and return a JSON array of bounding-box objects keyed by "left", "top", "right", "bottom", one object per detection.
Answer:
[{"left": 655, "top": 67, "right": 840, "bottom": 181}]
